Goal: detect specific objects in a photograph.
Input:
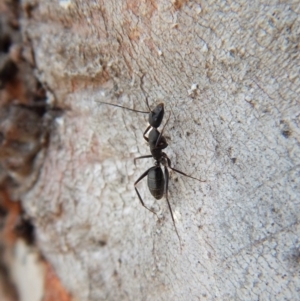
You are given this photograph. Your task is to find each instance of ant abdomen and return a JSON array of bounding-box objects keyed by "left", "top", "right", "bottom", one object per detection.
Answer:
[{"left": 147, "top": 166, "right": 164, "bottom": 200}]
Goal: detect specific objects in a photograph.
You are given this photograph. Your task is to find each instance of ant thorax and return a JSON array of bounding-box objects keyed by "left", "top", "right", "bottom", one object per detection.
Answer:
[{"left": 148, "top": 128, "right": 168, "bottom": 150}]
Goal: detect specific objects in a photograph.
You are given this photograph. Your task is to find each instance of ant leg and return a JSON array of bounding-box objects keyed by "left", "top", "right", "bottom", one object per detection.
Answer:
[
  {"left": 134, "top": 168, "right": 158, "bottom": 217},
  {"left": 155, "top": 112, "right": 171, "bottom": 148},
  {"left": 143, "top": 125, "right": 151, "bottom": 142},
  {"left": 134, "top": 155, "right": 152, "bottom": 165},
  {"left": 164, "top": 154, "right": 206, "bottom": 182},
  {"left": 153, "top": 141, "right": 168, "bottom": 150},
  {"left": 164, "top": 166, "right": 182, "bottom": 249}
]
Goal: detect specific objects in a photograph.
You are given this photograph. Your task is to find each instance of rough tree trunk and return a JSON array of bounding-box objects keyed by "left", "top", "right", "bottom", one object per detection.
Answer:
[{"left": 11, "top": 0, "right": 300, "bottom": 300}]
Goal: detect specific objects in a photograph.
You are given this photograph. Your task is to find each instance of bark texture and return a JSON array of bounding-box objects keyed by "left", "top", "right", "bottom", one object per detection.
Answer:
[{"left": 20, "top": 0, "right": 300, "bottom": 300}]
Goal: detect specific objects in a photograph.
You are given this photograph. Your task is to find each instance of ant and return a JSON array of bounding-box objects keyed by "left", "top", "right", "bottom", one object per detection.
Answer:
[{"left": 98, "top": 99, "right": 205, "bottom": 246}]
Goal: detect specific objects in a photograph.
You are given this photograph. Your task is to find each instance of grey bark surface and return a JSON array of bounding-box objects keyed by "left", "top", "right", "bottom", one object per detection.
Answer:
[{"left": 21, "top": 0, "right": 299, "bottom": 300}]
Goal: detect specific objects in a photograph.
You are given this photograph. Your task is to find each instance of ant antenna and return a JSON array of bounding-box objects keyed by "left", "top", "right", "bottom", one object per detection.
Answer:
[
  {"left": 140, "top": 73, "right": 152, "bottom": 112},
  {"left": 145, "top": 96, "right": 151, "bottom": 111},
  {"left": 97, "top": 101, "right": 149, "bottom": 114}
]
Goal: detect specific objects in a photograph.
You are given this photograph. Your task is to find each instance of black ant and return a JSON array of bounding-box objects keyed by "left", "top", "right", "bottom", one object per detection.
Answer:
[{"left": 98, "top": 99, "right": 205, "bottom": 246}]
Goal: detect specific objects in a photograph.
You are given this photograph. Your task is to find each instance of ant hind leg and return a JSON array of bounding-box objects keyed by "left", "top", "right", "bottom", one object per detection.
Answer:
[
  {"left": 164, "top": 166, "right": 182, "bottom": 249},
  {"left": 164, "top": 153, "right": 206, "bottom": 182},
  {"left": 134, "top": 168, "right": 158, "bottom": 217}
]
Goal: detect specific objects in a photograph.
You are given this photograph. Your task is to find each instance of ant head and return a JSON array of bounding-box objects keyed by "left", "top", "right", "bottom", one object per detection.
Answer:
[{"left": 149, "top": 103, "right": 164, "bottom": 128}]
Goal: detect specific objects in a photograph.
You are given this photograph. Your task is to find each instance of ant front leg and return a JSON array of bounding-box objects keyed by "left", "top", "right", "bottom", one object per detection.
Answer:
[
  {"left": 164, "top": 153, "right": 206, "bottom": 182},
  {"left": 143, "top": 125, "right": 151, "bottom": 142},
  {"left": 155, "top": 112, "right": 171, "bottom": 148},
  {"left": 134, "top": 167, "right": 158, "bottom": 217}
]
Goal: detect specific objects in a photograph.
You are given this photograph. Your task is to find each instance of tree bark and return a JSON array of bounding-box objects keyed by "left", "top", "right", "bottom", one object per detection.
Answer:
[{"left": 20, "top": 0, "right": 300, "bottom": 300}]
